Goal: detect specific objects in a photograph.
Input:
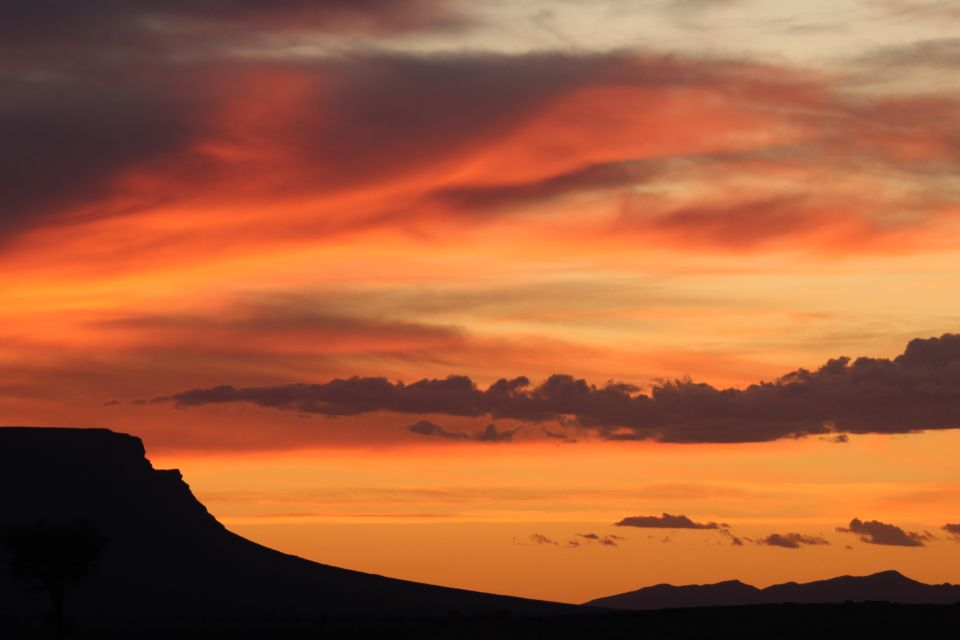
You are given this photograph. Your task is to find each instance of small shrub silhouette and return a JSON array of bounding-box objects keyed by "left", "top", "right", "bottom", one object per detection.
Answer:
[{"left": 0, "top": 520, "right": 107, "bottom": 634}]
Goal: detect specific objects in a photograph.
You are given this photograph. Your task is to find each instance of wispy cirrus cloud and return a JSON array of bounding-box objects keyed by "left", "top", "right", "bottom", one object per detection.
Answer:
[{"left": 4, "top": 32, "right": 960, "bottom": 258}]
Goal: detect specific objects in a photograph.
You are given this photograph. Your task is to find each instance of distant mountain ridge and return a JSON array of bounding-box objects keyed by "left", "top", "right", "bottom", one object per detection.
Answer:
[
  {"left": 587, "top": 570, "right": 960, "bottom": 610},
  {"left": 0, "top": 427, "right": 577, "bottom": 619}
]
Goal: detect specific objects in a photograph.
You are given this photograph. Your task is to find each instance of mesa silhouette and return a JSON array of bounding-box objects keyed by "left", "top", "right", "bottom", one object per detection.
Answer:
[
  {"left": 587, "top": 570, "right": 960, "bottom": 610},
  {"left": 0, "top": 427, "right": 577, "bottom": 620}
]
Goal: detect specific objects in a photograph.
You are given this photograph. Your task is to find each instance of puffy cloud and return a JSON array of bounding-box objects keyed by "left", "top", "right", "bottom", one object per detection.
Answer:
[
  {"left": 542, "top": 427, "right": 577, "bottom": 443},
  {"left": 528, "top": 533, "right": 558, "bottom": 546},
  {"left": 573, "top": 532, "right": 622, "bottom": 547},
  {"left": 406, "top": 420, "right": 520, "bottom": 443},
  {"left": 757, "top": 533, "right": 830, "bottom": 548},
  {"left": 942, "top": 523, "right": 960, "bottom": 539},
  {"left": 473, "top": 423, "right": 521, "bottom": 443},
  {"left": 837, "top": 518, "right": 933, "bottom": 547},
  {"left": 406, "top": 420, "right": 467, "bottom": 441},
  {"left": 718, "top": 529, "right": 744, "bottom": 546},
  {"left": 159, "top": 334, "right": 960, "bottom": 444},
  {"left": 614, "top": 513, "right": 724, "bottom": 530}
]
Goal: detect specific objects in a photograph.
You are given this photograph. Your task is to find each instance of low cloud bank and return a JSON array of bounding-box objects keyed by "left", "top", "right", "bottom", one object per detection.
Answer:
[
  {"left": 156, "top": 334, "right": 960, "bottom": 443},
  {"left": 837, "top": 518, "right": 933, "bottom": 547},
  {"left": 758, "top": 532, "right": 829, "bottom": 548},
  {"left": 614, "top": 513, "right": 725, "bottom": 530}
]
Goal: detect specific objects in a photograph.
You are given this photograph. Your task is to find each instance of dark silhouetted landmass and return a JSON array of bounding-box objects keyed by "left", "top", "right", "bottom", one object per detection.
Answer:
[
  {"left": 587, "top": 570, "right": 960, "bottom": 610},
  {"left": 1, "top": 519, "right": 107, "bottom": 635},
  {"left": 0, "top": 427, "right": 576, "bottom": 621},
  {"left": 3, "top": 427, "right": 958, "bottom": 639},
  {"left": 2, "top": 601, "right": 959, "bottom": 639}
]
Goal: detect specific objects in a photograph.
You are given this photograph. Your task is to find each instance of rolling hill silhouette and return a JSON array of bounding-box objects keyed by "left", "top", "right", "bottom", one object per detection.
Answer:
[
  {"left": 0, "top": 427, "right": 577, "bottom": 619},
  {"left": 587, "top": 570, "right": 960, "bottom": 610}
]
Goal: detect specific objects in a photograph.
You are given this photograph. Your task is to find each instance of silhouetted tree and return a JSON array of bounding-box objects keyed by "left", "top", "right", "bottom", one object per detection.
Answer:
[{"left": 0, "top": 520, "right": 107, "bottom": 635}]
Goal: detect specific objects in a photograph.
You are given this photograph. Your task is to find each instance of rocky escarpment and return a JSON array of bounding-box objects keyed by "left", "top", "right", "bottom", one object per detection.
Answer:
[{"left": 0, "top": 427, "right": 576, "bottom": 619}]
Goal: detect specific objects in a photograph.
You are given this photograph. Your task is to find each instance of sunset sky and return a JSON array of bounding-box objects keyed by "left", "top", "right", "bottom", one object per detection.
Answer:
[{"left": 3, "top": 0, "right": 960, "bottom": 603}]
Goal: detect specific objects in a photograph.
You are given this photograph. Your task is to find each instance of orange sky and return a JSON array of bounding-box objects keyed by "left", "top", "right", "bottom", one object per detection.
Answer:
[{"left": 2, "top": 0, "right": 960, "bottom": 602}]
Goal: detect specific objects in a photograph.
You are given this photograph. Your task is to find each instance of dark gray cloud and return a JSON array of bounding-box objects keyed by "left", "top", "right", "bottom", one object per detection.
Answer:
[
  {"left": 718, "top": 529, "right": 744, "bottom": 546},
  {"left": 0, "top": 0, "right": 459, "bottom": 51},
  {"left": 523, "top": 532, "right": 621, "bottom": 549},
  {"left": 542, "top": 428, "right": 574, "bottom": 441},
  {"left": 0, "top": 70, "right": 203, "bottom": 241},
  {"left": 837, "top": 518, "right": 933, "bottom": 547},
  {"left": 571, "top": 532, "right": 621, "bottom": 547},
  {"left": 406, "top": 420, "right": 520, "bottom": 443},
  {"left": 614, "top": 513, "right": 724, "bottom": 530},
  {"left": 406, "top": 419, "right": 468, "bottom": 441},
  {"left": 0, "top": 46, "right": 737, "bottom": 244},
  {"left": 942, "top": 523, "right": 960, "bottom": 539},
  {"left": 158, "top": 334, "right": 960, "bottom": 444},
  {"left": 757, "top": 533, "right": 830, "bottom": 549},
  {"left": 473, "top": 423, "right": 521, "bottom": 443},
  {"left": 3, "top": 0, "right": 959, "bottom": 261}
]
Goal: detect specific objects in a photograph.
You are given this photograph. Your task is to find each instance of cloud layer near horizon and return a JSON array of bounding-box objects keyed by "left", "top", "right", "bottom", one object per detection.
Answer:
[
  {"left": 155, "top": 334, "right": 960, "bottom": 443},
  {"left": 614, "top": 513, "right": 724, "bottom": 529},
  {"left": 837, "top": 518, "right": 933, "bottom": 547},
  {"left": 757, "top": 532, "right": 830, "bottom": 548}
]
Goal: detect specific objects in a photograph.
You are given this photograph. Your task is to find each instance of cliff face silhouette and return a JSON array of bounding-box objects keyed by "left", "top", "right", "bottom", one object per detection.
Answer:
[
  {"left": 0, "top": 427, "right": 574, "bottom": 619},
  {"left": 587, "top": 571, "right": 960, "bottom": 610}
]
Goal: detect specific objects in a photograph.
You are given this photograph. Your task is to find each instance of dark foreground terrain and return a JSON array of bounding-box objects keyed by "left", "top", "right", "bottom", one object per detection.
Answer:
[
  {"left": 0, "top": 427, "right": 573, "bottom": 619},
  {"left": 587, "top": 569, "right": 960, "bottom": 609},
  {"left": 2, "top": 427, "right": 957, "bottom": 639},
  {"left": 2, "top": 602, "right": 958, "bottom": 639}
]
